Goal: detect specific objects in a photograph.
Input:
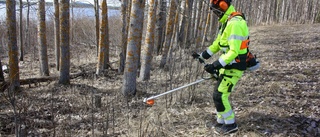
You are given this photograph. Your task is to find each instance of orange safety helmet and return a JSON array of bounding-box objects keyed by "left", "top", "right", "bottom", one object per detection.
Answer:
[{"left": 210, "top": 0, "right": 232, "bottom": 18}]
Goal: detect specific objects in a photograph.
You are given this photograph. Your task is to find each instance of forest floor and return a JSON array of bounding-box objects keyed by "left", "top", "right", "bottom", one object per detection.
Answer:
[{"left": 1, "top": 23, "right": 320, "bottom": 137}]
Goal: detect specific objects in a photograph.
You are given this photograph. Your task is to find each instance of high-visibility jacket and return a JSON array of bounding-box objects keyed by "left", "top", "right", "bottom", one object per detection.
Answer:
[{"left": 207, "top": 5, "right": 249, "bottom": 71}]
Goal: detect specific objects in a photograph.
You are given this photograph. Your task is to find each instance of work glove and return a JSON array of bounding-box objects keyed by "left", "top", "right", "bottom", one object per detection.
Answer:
[
  {"left": 212, "top": 60, "right": 223, "bottom": 70},
  {"left": 204, "top": 64, "right": 218, "bottom": 74},
  {"left": 204, "top": 60, "right": 223, "bottom": 74},
  {"left": 192, "top": 52, "right": 205, "bottom": 64}
]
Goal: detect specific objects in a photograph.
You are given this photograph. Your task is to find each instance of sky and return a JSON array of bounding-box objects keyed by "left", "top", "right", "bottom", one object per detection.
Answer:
[
  {"left": 0, "top": 0, "right": 121, "bottom": 19},
  {"left": 73, "top": 0, "right": 121, "bottom": 6}
]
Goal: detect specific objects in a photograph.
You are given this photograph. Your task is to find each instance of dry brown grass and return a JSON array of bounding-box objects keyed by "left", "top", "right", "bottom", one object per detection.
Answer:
[{"left": 1, "top": 22, "right": 320, "bottom": 137}]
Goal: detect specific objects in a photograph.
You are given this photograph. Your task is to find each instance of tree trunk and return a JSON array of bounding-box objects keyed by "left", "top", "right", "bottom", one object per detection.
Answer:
[
  {"left": 172, "top": 1, "right": 180, "bottom": 47},
  {"left": 38, "top": 0, "right": 49, "bottom": 76},
  {"left": 96, "top": 0, "right": 110, "bottom": 75},
  {"left": 201, "top": 13, "right": 210, "bottom": 47},
  {"left": 198, "top": 1, "right": 206, "bottom": 36},
  {"left": 24, "top": 0, "right": 30, "bottom": 59},
  {"left": 185, "top": 0, "right": 194, "bottom": 47},
  {"left": 139, "top": 0, "right": 157, "bottom": 81},
  {"left": 94, "top": 0, "right": 100, "bottom": 56},
  {"left": 194, "top": 0, "right": 202, "bottom": 39},
  {"left": 198, "top": 2, "right": 207, "bottom": 47},
  {"left": 119, "top": 0, "right": 129, "bottom": 73},
  {"left": 54, "top": 0, "right": 60, "bottom": 71},
  {"left": 183, "top": 0, "right": 193, "bottom": 48},
  {"left": 280, "top": 0, "right": 285, "bottom": 23},
  {"left": 178, "top": 0, "right": 187, "bottom": 44},
  {"left": 273, "top": 0, "right": 278, "bottom": 23},
  {"left": 189, "top": 0, "right": 197, "bottom": 43},
  {"left": 159, "top": 0, "right": 177, "bottom": 68},
  {"left": 122, "top": 0, "right": 146, "bottom": 96},
  {"left": 208, "top": 12, "right": 217, "bottom": 40},
  {"left": 312, "top": 0, "right": 320, "bottom": 23},
  {"left": 155, "top": 0, "right": 167, "bottom": 55},
  {"left": 59, "top": 0, "right": 70, "bottom": 84},
  {"left": 0, "top": 59, "right": 4, "bottom": 82},
  {"left": 70, "top": 0, "right": 74, "bottom": 43},
  {"left": 19, "top": 0, "right": 23, "bottom": 61},
  {"left": 6, "top": 0, "right": 20, "bottom": 90},
  {"left": 102, "top": 0, "right": 110, "bottom": 70}
]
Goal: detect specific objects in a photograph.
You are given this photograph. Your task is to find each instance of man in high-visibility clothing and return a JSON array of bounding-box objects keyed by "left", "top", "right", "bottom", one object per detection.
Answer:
[{"left": 192, "top": 0, "right": 250, "bottom": 135}]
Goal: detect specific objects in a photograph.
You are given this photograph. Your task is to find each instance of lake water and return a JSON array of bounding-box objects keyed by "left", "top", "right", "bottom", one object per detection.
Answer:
[{"left": 0, "top": 4, "right": 120, "bottom": 21}]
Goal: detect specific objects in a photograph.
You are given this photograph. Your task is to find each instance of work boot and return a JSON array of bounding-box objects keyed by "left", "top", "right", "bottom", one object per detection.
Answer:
[{"left": 215, "top": 123, "right": 238, "bottom": 135}]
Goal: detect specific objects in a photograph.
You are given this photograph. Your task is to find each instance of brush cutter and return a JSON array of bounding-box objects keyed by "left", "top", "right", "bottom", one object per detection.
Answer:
[{"left": 143, "top": 58, "right": 218, "bottom": 106}]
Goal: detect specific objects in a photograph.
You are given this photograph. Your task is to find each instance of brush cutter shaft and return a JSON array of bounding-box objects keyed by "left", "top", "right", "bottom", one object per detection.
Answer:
[{"left": 143, "top": 79, "right": 206, "bottom": 102}]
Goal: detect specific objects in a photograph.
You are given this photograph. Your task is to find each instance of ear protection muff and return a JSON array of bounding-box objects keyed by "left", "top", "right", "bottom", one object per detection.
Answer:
[{"left": 218, "top": 0, "right": 229, "bottom": 11}]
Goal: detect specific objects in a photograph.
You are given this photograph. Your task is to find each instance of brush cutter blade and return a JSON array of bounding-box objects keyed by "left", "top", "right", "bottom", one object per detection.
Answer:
[{"left": 143, "top": 98, "right": 155, "bottom": 106}]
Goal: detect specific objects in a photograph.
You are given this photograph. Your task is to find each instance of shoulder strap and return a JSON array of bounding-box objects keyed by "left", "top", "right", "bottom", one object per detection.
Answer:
[{"left": 228, "top": 12, "right": 245, "bottom": 21}]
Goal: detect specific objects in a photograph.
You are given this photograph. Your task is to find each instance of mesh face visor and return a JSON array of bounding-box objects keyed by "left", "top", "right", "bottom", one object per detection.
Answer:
[{"left": 210, "top": 3, "right": 224, "bottom": 18}]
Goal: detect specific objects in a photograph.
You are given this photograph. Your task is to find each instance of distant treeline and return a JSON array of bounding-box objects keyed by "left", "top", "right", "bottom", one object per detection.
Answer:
[
  {"left": 234, "top": 0, "right": 320, "bottom": 25},
  {"left": 0, "top": 0, "right": 120, "bottom": 10}
]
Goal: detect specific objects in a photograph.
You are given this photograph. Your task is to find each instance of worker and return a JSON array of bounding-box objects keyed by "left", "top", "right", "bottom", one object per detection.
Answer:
[{"left": 192, "top": 0, "right": 259, "bottom": 135}]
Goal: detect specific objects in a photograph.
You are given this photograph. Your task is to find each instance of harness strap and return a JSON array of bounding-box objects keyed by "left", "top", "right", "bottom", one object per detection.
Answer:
[
  {"left": 228, "top": 12, "right": 244, "bottom": 21},
  {"left": 240, "top": 39, "right": 249, "bottom": 50}
]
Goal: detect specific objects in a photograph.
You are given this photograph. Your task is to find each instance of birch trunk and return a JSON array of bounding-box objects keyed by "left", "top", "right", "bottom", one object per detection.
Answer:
[
  {"left": 159, "top": 0, "right": 177, "bottom": 68},
  {"left": 119, "top": 0, "right": 129, "bottom": 73},
  {"left": 122, "top": 0, "right": 146, "bottom": 96},
  {"left": 19, "top": 0, "right": 23, "bottom": 61},
  {"left": 178, "top": 0, "right": 187, "bottom": 43},
  {"left": 155, "top": 0, "right": 167, "bottom": 55},
  {"left": 96, "top": 0, "right": 110, "bottom": 75},
  {"left": 6, "top": 0, "right": 20, "bottom": 90},
  {"left": 54, "top": 0, "right": 60, "bottom": 70},
  {"left": 201, "top": 13, "right": 210, "bottom": 47},
  {"left": 94, "top": 0, "right": 100, "bottom": 55},
  {"left": 140, "top": 0, "right": 157, "bottom": 81},
  {"left": 194, "top": 0, "right": 202, "bottom": 39},
  {"left": 38, "top": 0, "right": 49, "bottom": 76},
  {"left": 59, "top": 0, "right": 70, "bottom": 84},
  {"left": 184, "top": 0, "right": 193, "bottom": 47},
  {"left": 24, "top": 0, "right": 30, "bottom": 61}
]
